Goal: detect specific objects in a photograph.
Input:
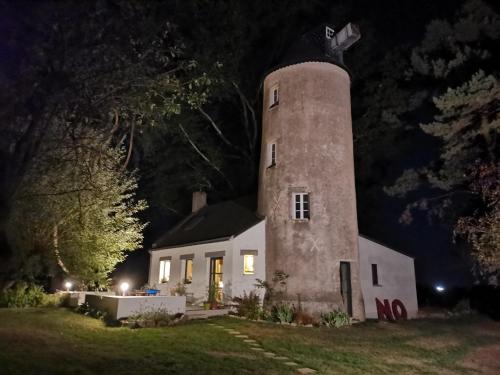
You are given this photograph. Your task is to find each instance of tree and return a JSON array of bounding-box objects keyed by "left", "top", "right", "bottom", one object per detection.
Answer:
[
  {"left": 7, "top": 124, "right": 146, "bottom": 287},
  {"left": 385, "top": 0, "right": 500, "bottom": 280}
]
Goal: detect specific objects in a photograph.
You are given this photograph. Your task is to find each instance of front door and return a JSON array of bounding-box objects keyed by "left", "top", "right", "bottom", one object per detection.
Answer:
[
  {"left": 340, "top": 261, "right": 353, "bottom": 317},
  {"left": 209, "top": 257, "right": 223, "bottom": 302}
]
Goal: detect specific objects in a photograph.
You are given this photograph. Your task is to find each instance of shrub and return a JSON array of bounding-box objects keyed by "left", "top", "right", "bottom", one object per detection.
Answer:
[
  {"left": 128, "top": 308, "right": 184, "bottom": 328},
  {"left": 293, "top": 310, "right": 315, "bottom": 326},
  {"left": 233, "top": 291, "right": 262, "bottom": 320},
  {"left": 41, "top": 293, "right": 69, "bottom": 307},
  {"left": 272, "top": 303, "right": 293, "bottom": 324},
  {"left": 0, "top": 283, "right": 46, "bottom": 308},
  {"left": 321, "top": 309, "right": 350, "bottom": 328}
]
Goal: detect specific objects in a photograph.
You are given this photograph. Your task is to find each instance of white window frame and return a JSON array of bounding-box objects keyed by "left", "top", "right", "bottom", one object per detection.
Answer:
[
  {"left": 269, "top": 85, "right": 279, "bottom": 108},
  {"left": 159, "top": 258, "right": 171, "bottom": 283},
  {"left": 243, "top": 255, "right": 255, "bottom": 275},
  {"left": 292, "top": 192, "right": 310, "bottom": 220}
]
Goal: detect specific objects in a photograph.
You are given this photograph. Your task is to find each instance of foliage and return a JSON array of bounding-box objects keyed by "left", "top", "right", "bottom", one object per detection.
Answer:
[
  {"left": 233, "top": 291, "right": 263, "bottom": 320},
  {"left": 0, "top": 283, "right": 46, "bottom": 308},
  {"left": 7, "top": 126, "right": 147, "bottom": 286},
  {"left": 255, "top": 270, "right": 289, "bottom": 307},
  {"left": 455, "top": 163, "right": 500, "bottom": 283},
  {"left": 128, "top": 308, "right": 184, "bottom": 328},
  {"left": 272, "top": 303, "right": 294, "bottom": 324},
  {"left": 170, "top": 282, "right": 187, "bottom": 296},
  {"left": 321, "top": 309, "right": 350, "bottom": 328},
  {"left": 207, "top": 283, "right": 219, "bottom": 305}
]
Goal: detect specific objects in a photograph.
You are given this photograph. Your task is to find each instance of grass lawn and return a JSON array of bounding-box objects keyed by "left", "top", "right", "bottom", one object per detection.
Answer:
[{"left": 0, "top": 308, "right": 499, "bottom": 374}]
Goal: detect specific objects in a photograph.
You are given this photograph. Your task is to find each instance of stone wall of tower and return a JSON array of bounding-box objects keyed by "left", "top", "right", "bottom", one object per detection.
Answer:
[{"left": 257, "top": 62, "right": 365, "bottom": 320}]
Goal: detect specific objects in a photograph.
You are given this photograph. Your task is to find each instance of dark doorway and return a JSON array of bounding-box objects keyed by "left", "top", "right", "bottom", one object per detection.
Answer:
[{"left": 340, "top": 261, "right": 353, "bottom": 316}]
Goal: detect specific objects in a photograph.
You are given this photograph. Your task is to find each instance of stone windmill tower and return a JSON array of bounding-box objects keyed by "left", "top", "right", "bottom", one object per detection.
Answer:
[{"left": 257, "top": 24, "right": 365, "bottom": 320}]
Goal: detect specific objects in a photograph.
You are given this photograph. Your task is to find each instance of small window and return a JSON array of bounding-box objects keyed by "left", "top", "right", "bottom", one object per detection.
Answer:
[
  {"left": 243, "top": 255, "right": 255, "bottom": 275},
  {"left": 293, "top": 193, "right": 310, "bottom": 220},
  {"left": 184, "top": 259, "right": 193, "bottom": 284},
  {"left": 269, "top": 85, "right": 279, "bottom": 108},
  {"left": 371, "top": 264, "right": 379, "bottom": 286},
  {"left": 159, "top": 259, "right": 171, "bottom": 283},
  {"left": 268, "top": 142, "right": 277, "bottom": 167}
]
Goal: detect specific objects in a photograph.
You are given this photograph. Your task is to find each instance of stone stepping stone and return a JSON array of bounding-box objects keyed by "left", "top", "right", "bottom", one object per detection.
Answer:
[
  {"left": 297, "top": 368, "right": 317, "bottom": 374},
  {"left": 274, "top": 356, "right": 289, "bottom": 361},
  {"left": 263, "top": 352, "right": 276, "bottom": 358},
  {"left": 243, "top": 339, "right": 257, "bottom": 343},
  {"left": 235, "top": 335, "right": 248, "bottom": 338},
  {"left": 228, "top": 331, "right": 241, "bottom": 335},
  {"left": 284, "top": 362, "right": 299, "bottom": 367},
  {"left": 250, "top": 347, "right": 264, "bottom": 352},
  {"left": 249, "top": 342, "right": 260, "bottom": 347}
]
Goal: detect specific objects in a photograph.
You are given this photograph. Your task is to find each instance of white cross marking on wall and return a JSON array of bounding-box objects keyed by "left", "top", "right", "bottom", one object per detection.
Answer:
[
  {"left": 270, "top": 190, "right": 282, "bottom": 225},
  {"left": 309, "top": 237, "right": 321, "bottom": 253}
]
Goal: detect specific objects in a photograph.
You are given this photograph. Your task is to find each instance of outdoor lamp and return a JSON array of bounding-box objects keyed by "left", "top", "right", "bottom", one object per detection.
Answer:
[
  {"left": 435, "top": 285, "right": 445, "bottom": 293},
  {"left": 218, "top": 281, "right": 224, "bottom": 289},
  {"left": 120, "top": 282, "right": 129, "bottom": 296},
  {"left": 64, "top": 281, "right": 72, "bottom": 292}
]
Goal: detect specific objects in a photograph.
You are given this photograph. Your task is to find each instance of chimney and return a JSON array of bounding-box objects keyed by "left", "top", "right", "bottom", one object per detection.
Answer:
[{"left": 192, "top": 191, "right": 207, "bottom": 212}]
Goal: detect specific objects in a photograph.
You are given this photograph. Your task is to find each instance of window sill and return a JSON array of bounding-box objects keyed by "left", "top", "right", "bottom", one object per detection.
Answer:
[
  {"left": 243, "top": 273, "right": 255, "bottom": 276},
  {"left": 268, "top": 102, "right": 279, "bottom": 110},
  {"left": 373, "top": 284, "right": 382, "bottom": 287},
  {"left": 266, "top": 163, "right": 276, "bottom": 169},
  {"left": 292, "top": 219, "right": 310, "bottom": 223}
]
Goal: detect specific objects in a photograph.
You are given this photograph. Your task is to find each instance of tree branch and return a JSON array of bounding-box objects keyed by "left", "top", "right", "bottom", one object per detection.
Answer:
[{"left": 178, "top": 123, "right": 233, "bottom": 189}]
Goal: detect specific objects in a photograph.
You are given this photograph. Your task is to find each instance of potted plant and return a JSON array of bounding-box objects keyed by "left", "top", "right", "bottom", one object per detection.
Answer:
[{"left": 207, "top": 284, "right": 219, "bottom": 309}]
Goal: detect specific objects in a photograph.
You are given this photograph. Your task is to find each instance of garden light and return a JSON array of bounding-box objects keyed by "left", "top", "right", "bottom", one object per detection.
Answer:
[
  {"left": 64, "top": 281, "right": 72, "bottom": 292},
  {"left": 218, "top": 281, "right": 224, "bottom": 289},
  {"left": 435, "top": 285, "right": 445, "bottom": 293},
  {"left": 120, "top": 282, "right": 129, "bottom": 296}
]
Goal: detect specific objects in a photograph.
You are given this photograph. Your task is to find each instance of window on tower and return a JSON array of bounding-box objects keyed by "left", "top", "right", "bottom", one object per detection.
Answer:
[
  {"left": 267, "top": 142, "right": 276, "bottom": 167},
  {"left": 292, "top": 192, "right": 310, "bottom": 220},
  {"left": 269, "top": 85, "right": 279, "bottom": 108}
]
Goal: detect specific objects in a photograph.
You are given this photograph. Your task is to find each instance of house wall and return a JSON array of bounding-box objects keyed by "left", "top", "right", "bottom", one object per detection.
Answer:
[
  {"left": 257, "top": 62, "right": 364, "bottom": 319},
  {"left": 231, "top": 220, "right": 266, "bottom": 302},
  {"left": 148, "top": 222, "right": 266, "bottom": 304},
  {"left": 149, "top": 240, "right": 230, "bottom": 303},
  {"left": 358, "top": 236, "right": 418, "bottom": 319}
]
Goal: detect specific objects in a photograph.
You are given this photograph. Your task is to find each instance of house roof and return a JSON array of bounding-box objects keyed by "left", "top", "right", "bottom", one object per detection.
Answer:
[
  {"left": 151, "top": 201, "right": 263, "bottom": 250},
  {"left": 359, "top": 234, "right": 415, "bottom": 259}
]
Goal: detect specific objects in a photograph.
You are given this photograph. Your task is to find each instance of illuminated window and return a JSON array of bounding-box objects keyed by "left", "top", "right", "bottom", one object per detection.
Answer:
[
  {"left": 184, "top": 259, "right": 193, "bottom": 284},
  {"left": 243, "top": 255, "right": 255, "bottom": 275},
  {"left": 269, "top": 85, "right": 279, "bottom": 108},
  {"left": 292, "top": 192, "right": 310, "bottom": 220},
  {"left": 159, "top": 258, "right": 171, "bottom": 283}
]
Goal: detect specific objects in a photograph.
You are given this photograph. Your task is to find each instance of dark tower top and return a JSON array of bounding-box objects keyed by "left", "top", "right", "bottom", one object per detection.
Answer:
[{"left": 271, "top": 23, "right": 360, "bottom": 75}]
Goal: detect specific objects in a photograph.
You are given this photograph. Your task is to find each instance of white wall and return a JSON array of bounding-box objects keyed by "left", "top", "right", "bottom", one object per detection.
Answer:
[
  {"left": 149, "top": 240, "right": 229, "bottom": 303},
  {"left": 148, "top": 220, "right": 266, "bottom": 304},
  {"left": 359, "top": 236, "right": 418, "bottom": 319},
  {"left": 231, "top": 220, "right": 266, "bottom": 302}
]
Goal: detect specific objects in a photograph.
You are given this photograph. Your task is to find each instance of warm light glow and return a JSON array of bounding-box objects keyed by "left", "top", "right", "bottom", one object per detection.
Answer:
[
  {"left": 218, "top": 281, "right": 224, "bottom": 289},
  {"left": 435, "top": 285, "right": 445, "bottom": 293},
  {"left": 243, "top": 254, "right": 255, "bottom": 275},
  {"left": 120, "top": 282, "right": 129, "bottom": 296},
  {"left": 159, "top": 259, "right": 171, "bottom": 283},
  {"left": 64, "top": 281, "right": 72, "bottom": 291}
]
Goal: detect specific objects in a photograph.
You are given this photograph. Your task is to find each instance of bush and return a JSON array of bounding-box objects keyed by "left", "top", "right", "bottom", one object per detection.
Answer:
[
  {"left": 321, "top": 309, "right": 350, "bottom": 328},
  {"left": 128, "top": 308, "right": 184, "bottom": 328},
  {"left": 41, "top": 293, "right": 69, "bottom": 307},
  {"left": 293, "top": 310, "right": 315, "bottom": 326},
  {"left": 272, "top": 303, "right": 293, "bottom": 324},
  {"left": 233, "top": 291, "right": 263, "bottom": 320},
  {"left": 0, "top": 283, "right": 46, "bottom": 308}
]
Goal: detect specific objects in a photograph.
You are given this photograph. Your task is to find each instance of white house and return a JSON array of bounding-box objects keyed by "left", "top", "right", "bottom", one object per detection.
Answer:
[
  {"left": 149, "top": 195, "right": 266, "bottom": 304},
  {"left": 359, "top": 235, "right": 418, "bottom": 319}
]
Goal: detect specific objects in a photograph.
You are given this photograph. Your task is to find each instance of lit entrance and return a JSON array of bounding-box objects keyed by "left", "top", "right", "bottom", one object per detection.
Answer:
[{"left": 209, "top": 257, "right": 223, "bottom": 302}]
